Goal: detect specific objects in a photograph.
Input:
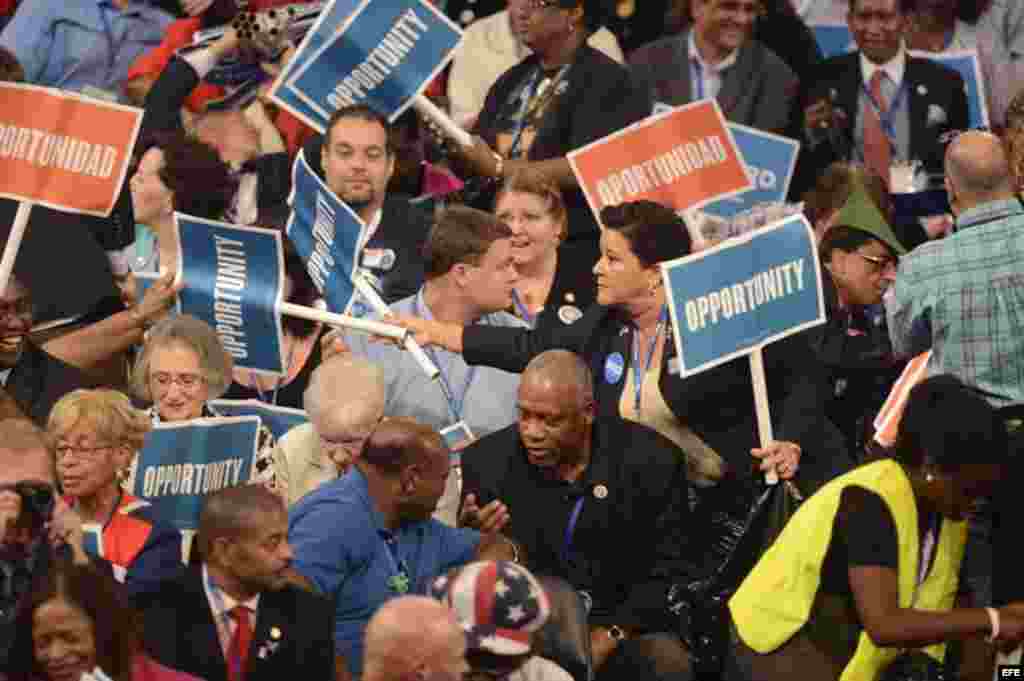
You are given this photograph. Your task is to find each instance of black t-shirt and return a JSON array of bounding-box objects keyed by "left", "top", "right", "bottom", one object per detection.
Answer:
[
  {"left": 820, "top": 486, "right": 899, "bottom": 596},
  {"left": 475, "top": 46, "right": 652, "bottom": 241},
  {"left": 819, "top": 484, "right": 941, "bottom": 601}
]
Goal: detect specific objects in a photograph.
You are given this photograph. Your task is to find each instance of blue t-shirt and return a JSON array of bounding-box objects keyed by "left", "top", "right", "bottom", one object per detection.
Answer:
[{"left": 288, "top": 468, "right": 479, "bottom": 675}]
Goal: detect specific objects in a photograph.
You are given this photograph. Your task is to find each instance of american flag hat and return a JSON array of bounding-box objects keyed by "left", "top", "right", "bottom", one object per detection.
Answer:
[{"left": 429, "top": 560, "right": 551, "bottom": 656}]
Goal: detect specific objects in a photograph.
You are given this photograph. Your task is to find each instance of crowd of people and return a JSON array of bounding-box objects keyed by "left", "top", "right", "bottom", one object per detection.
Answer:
[{"left": 1, "top": 0, "right": 1023, "bottom": 680}]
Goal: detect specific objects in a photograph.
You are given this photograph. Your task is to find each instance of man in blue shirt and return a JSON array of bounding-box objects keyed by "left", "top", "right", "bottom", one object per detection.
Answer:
[
  {"left": 288, "top": 417, "right": 514, "bottom": 679},
  {"left": 0, "top": 0, "right": 173, "bottom": 100}
]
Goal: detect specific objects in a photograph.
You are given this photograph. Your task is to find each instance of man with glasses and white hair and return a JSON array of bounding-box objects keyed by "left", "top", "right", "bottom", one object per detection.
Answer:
[{"left": 273, "top": 355, "right": 386, "bottom": 506}]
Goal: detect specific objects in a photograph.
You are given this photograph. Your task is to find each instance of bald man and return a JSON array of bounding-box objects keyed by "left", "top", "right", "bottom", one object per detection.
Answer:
[
  {"left": 887, "top": 131, "right": 1024, "bottom": 613},
  {"left": 887, "top": 131, "right": 1024, "bottom": 408},
  {"left": 363, "top": 596, "right": 468, "bottom": 681},
  {"left": 288, "top": 417, "right": 515, "bottom": 679},
  {"left": 459, "top": 350, "right": 694, "bottom": 681}
]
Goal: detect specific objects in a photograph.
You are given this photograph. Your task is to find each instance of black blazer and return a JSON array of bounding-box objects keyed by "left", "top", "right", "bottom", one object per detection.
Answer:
[
  {"left": 791, "top": 51, "right": 969, "bottom": 198},
  {"left": 527, "top": 240, "right": 599, "bottom": 332},
  {"left": 460, "top": 417, "right": 692, "bottom": 632},
  {"left": 137, "top": 567, "right": 335, "bottom": 681},
  {"left": 462, "top": 303, "right": 846, "bottom": 490}
]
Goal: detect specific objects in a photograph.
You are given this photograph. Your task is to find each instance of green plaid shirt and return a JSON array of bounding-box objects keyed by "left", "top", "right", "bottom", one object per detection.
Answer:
[{"left": 887, "top": 198, "right": 1024, "bottom": 407}]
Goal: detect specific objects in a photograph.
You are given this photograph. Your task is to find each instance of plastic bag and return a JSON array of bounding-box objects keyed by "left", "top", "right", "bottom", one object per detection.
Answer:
[{"left": 670, "top": 480, "right": 804, "bottom": 679}]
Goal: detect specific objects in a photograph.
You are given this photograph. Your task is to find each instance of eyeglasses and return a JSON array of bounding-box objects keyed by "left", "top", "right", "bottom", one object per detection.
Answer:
[
  {"left": 527, "top": 0, "right": 560, "bottom": 10},
  {"left": 54, "top": 443, "right": 116, "bottom": 461},
  {"left": 858, "top": 252, "right": 898, "bottom": 272},
  {"left": 151, "top": 372, "right": 205, "bottom": 389}
]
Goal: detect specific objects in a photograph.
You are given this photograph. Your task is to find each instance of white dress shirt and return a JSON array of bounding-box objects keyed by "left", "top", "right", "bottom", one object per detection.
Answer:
[{"left": 688, "top": 32, "right": 740, "bottom": 102}]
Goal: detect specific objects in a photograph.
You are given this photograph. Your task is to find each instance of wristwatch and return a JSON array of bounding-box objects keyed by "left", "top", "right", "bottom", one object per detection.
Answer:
[{"left": 607, "top": 625, "right": 627, "bottom": 642}]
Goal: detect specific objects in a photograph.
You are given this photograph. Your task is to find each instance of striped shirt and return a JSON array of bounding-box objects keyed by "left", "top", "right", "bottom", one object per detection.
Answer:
[{"left": 887, "top": 198, "right": 1024, "bottom": 407}]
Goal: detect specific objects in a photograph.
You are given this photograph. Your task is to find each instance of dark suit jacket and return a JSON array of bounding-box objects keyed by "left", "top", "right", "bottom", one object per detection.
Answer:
[
  {"left": 529, "top": 240, "right": 598, "bottom": 333},
  {"left": 138, "top": 567, "right": 335, "bottom": 681},
  {"left": 791, "top": 51, "right": 969, "bottom": 199},
  {"left": 6, "top": 342, "right": 102, "bottom": 426},
  {"left": 460, "top": 417, "right": 692, "bottom": 632},
  {"left": 461, "top": 303, "right": 848, "bottom": 492},
  {"left": 303, "top": 135, "right": 434, "bottom": 303},
  {"left": 629, "top": 30, "right": 800, "bottom": 135}
]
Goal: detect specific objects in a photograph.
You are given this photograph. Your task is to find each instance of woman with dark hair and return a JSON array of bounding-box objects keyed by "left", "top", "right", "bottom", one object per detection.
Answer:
[
  {"left": 8, "top": 559, "right": 200, "bottom": 681},
  {"left": 727, "top": 374, "right": 1024, "bottom": 681},
  {"left": 128, "top": 131, "right": 236, "bottom": 276},
  {"left": 450, "top": 0, "right": 652, "bottom": 244},
  {"left": 224, "top": 244, "right": 327, "bottom": 408},
  {"left": 361, "top": 199, "right": 839, "bottom": 498}
]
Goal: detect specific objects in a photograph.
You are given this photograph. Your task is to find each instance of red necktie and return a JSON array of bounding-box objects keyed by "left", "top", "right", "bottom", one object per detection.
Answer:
[
  {"left": 228, "top": 605, "right": 254, "bottom": 681},
  {"left": 863, "top": 69, "right": 892, "bottom": 187}
]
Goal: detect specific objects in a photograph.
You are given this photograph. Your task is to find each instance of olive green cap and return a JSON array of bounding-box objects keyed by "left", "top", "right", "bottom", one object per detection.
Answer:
[{"left": 833, "top": 180, "right": 907, "bottom": 256}]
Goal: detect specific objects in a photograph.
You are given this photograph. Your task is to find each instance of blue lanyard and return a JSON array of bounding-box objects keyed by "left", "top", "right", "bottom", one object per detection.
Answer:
[
  {"left": 631, "top": 307, "right": 668, "bottom": 414},
  {"left": 690, "top": 59, "right": 705, "bottom": 101},
  {"left": 862, "top": 73, "right": 908, "bottom": 144},
  {"left": 562, "top": 495, "right": 585, "bottom": 566},
  {"left": 380, "top": 532, "right": 411, "bottom": 594},
  {"left": 413, "top": 291, "right": 477, "bottom": 424},
  {"left": 508, "top": 65, "right": 569, "bottom": 160},
  {"left": 510, "top": 289, "right": 537, "bottom": 327},
  {"left": 97, "top": 2, "right": 120, "bottom": 77}
]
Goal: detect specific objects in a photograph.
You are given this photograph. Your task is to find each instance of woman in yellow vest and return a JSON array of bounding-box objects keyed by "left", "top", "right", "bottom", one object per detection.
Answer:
[{"left": 727, "top": 375, "right": 1024, "bottom": 680}]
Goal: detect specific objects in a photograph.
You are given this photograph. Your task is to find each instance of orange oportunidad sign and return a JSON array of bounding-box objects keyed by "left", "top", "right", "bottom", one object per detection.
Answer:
[
  {"left": 0, "top": 82, "right": 143, "bottom": 216},
  {"left": 568, "top": 99, "right": 752, "bottom": 220}
]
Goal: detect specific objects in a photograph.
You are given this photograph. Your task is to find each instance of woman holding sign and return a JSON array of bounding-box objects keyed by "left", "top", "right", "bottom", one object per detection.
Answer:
[
  {"left": 47, "top": 389, "right": 183, "bottom": 598},
  {"left": 338, "top": 201, "right": 842, "bottom": 565},
  {"left": 450, "top": 0, "right": 652, "bottom": 244},
  {"left": 130, "top": 315, "right": 285, "bottom": 499}
]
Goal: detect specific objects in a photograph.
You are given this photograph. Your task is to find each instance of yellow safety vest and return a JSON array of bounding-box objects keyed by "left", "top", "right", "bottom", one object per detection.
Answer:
[{"left": 728, "top": 459, "right": 967, "bottom": 681}]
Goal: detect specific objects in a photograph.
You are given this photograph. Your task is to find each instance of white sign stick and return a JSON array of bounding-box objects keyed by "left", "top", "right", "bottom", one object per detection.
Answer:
[
  {"left": 0, "top": 202, "right": 33, "bottom": 295},
  {"left": 749, "top": 347, "right": 778, "bottom": 485},
  {"left": 279, "top": 301, "right": 408, "bottom": 341},
  {"left": 353, "top": 273, "right": 440, "bottom": 380},
  {"left": 414, "top": 94, "right": 473, "bottom": 149}
]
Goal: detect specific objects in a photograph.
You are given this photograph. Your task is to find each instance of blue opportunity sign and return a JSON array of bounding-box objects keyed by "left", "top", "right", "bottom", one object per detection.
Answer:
[
  {"left": 282, "top": 0, "right": 461, "bottom": 127},
  {"left": 661, "top": 214, "right": 825, "bottom": 377},
  {"left": 176, "top": 215, "right": 286, "bottom": 375}
]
